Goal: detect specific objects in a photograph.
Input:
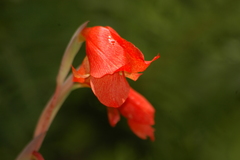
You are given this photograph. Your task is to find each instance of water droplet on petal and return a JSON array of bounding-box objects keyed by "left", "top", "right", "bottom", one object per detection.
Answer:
[{"left": 108, "top": 35, "right": 116, "bottom": 45}]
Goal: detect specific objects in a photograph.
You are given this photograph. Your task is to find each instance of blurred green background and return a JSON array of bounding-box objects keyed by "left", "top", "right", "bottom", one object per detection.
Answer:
[{"left": 1, "top": 0, "right": 240, "bottom": 159}]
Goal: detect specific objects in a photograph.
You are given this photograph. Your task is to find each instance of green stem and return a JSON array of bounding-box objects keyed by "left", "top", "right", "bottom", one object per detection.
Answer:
[
  {"left": 16, "top": 74, "right": 83, "bottom": 160},
  {"left": 16, "top": 21, "right": 89, "bottom": 160},
  {"left": 34, "top": 74, "right": 82, "bottom": 137}
]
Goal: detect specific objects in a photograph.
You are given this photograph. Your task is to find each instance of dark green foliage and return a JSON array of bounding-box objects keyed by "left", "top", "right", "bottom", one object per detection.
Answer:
[{"left": 1, "top": 0, "right": 240, "bottom": 159}]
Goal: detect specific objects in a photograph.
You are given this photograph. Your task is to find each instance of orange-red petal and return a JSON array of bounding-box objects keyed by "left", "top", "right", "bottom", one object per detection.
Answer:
[
  {"left": 72, "top": 56, "right": 90, "bottom": 84},
  {"left": 82, "top": 26, "right": 159, "bottom": 78},
  {"left": 107, "top": 26, "right": 160, "bottom": 73},
  {"left": 82, "top": 27, "right": 127, "bottom": 78},
  {"left": 31, "top": 150, "right": 44, "bottom": 160},
  {"left": 124, "top": 72, "right": 143, "bottom": 81},
  {"left": 119, "top": 88, "right": 155, "bottom": 125},
  {"left": 90, "top": 72, "right": 130, "bottom": 108},
  {"left": 107, "top": 107, "right": 120, "bottom": 127},
  {"left": 128, "top": 120, "right": 155, "bottom": 141}
]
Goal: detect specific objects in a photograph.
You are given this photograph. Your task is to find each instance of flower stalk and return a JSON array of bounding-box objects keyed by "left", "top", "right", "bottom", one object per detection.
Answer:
[{"left": 16, "top": 22, "right": 88, "bottom": 160}]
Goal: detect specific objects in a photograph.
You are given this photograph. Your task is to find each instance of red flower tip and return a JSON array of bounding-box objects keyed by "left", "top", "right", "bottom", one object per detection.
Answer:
[
  {"left": 128, "top": 120, "right": 155, "bottom": 141},
  {"left": 31, "top": 150, "right": 44, "bottom": 160},
  {"left": 107, "top": 88, "right": 155, "bottom": 141},
  {"left": 119, "top": 88, "right": 155, "bottom": 125},
  {"left": 107, "top": 107, "right": 120, "bottom": 127}
]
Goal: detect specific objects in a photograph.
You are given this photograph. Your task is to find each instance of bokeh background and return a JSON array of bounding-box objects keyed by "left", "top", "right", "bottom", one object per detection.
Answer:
[{"left": 1, "top": 0, "right": 240, "bottom": 159}]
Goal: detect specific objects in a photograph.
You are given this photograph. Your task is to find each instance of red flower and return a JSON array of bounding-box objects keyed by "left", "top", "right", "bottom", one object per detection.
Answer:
[
  {"left": 107, "top": 88, "right": 155, "bottom": 141},
  {"left": 72, "top": 26, "right": 159, "bottom": 108}
]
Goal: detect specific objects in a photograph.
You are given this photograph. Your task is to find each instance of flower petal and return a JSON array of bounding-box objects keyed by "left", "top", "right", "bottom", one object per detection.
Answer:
[
  {"left": 82, "top": 27, "right": 127, "bottom": 78},
  {"left": 124, "top": 72, "right": 143, "bottom": 81},
  {"left": 31, "top": 150, "right": 44, "bottom": 160},
  {"left": 90, "top": 72, "right": 130, "bottom": 108},
  {"left": 107, "top": 107, "right": 120, "bottom": 127},
  {"left": 119, "top": 88, "right": 155, "bottom": 125},
  {"left": 121, "top": 48, "right": 160, "bottom": 73},
  {"left": 128, "top": 120, "right": 155, "bottom": 141},
  {"left": 107, "top": 26, "right": 160, "bottom": 73},
  {"left": 72, "top": 56, "right": 90, "bottom": 84}
]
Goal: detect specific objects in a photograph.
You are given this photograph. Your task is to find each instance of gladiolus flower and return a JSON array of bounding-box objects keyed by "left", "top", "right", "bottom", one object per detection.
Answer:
[
  {"left": 72, "top": 25, "right": 159, "bottom": 108},
  {"left": 107, "top": 88, "right": 155, "bottom": 141}
]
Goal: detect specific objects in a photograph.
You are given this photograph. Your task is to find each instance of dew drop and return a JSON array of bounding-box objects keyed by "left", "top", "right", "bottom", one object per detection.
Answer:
[{"left": 108, "top": 35, "right": 116, "bottom": 45}]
